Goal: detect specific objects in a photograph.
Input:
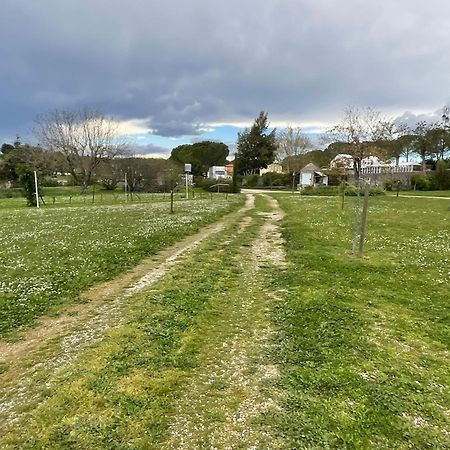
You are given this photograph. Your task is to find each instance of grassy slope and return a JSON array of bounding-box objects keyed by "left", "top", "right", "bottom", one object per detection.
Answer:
[
  {"left": 271, "top": 194, "right": 449, "bottom": 449},
  {"left": 0, "top": 195, "right": 243, "bottom": 338}
]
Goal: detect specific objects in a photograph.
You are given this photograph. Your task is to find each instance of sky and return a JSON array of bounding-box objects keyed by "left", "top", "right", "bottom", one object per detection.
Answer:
[{"left": 1, "top": 0, "right": 449, "bottom": 158}]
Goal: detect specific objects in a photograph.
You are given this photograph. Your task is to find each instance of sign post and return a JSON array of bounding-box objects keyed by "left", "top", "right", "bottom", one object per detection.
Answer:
[{"left": 184, "top": 164, "right": 191, "bottom": 199}]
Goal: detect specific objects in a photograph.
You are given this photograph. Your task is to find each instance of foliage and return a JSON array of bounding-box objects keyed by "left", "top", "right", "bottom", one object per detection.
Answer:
[
  {"left": 170, "top": 141, "right": 229, "bottom": 176},
  {"left": 260, "top": 171, "right": 291, "bottom": 187},
  {"left": 411, "top": 174, "right": 432, "bottom": 190},
  {"left": 242, "top": 173, "right": 260, "bottom": 187},
  {"left": 18, "top": 166, "right": 39, "bottom": 206},
  {"left": 236, "top": 111, "right": 277, "bottom": 175},
  {"left": 434, "top": 159, "right": 450, "bottom": 190}
]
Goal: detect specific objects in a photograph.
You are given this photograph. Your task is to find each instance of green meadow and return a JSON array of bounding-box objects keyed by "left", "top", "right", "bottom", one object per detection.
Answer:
[{"left": 0, "top": 192, "right": 449, "bottom": 449}]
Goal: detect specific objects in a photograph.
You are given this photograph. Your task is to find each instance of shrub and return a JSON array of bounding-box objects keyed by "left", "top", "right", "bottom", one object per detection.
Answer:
[
  {"left": 411, "top": 174, "right": 432, "bottom": 191},
  {"left": 242, "top": 174, "right": 259, "bottom": 187},
  {"left": 434, "top": 160, "right": 450, "bottom": 190}
]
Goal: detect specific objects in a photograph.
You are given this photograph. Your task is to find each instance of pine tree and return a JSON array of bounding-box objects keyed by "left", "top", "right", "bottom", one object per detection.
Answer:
[{"left": 236, "top": 111, "right": 276, "bottom": 175}]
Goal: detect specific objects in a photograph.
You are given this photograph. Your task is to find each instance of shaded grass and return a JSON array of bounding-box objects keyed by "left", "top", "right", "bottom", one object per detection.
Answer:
[{"left": 269, "top": 194, "right": 450, "bottom": 449}]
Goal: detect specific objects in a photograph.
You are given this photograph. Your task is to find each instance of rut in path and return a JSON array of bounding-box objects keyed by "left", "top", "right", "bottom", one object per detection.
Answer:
[
  {"left": 0, "top": 197, "right": 255, "bottom": 428},
  {"left": 161, "top": 195, "right": 288, "bottom": 449}
]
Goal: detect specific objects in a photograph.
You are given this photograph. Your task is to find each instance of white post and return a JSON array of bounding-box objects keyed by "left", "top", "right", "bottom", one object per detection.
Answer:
[
  {"left": 124, "top": 172, "right": 128, "bottom": 202},
  {"left": 185, "top": 172, "right": 189, "bottom": 199},
  {"left": 34, "top": 171, "right": 40, "bottom": 208}
]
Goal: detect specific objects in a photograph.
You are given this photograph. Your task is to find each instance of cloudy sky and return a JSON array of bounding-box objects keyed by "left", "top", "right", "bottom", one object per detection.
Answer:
[{"left": 1, "top": 0, "right": 449, "bottom": 157}]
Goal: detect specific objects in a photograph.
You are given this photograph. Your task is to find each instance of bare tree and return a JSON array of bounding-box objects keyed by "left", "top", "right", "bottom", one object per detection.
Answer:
[
  {"left": 331, "top": 107, "right": 386, "bottom": 257},
  {"left": 35, "top": 109, "right": 127, "bottom": 193},
  {"left": 276, "top": 125, "right": 311, "bottom": 190}
]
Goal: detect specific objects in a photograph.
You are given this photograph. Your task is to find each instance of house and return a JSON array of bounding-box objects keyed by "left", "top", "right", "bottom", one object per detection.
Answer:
[
  {"left": 299, "top": 163, "right": 328, "bottom": 188},
  {"left": 207, "top": 166, "right": 232, "bottom": 180},
  {"left": 259, "top": 163, "right": 283, "bottom": 176}
]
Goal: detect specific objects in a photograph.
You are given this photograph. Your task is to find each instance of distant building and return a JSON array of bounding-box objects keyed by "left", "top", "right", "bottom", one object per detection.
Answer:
[
  {"left": 329, "top": 154, "right": 423, "bottom": 186},
  {"left": 259, "top": 163, "right": 283, "bottom": 176},
  {"left": 225, "top": 163, "right": 234, "bottom": 177},
  {"left": 207, "top": 166, "right": 232, "bottom": 180},
  {"left": 299, "top": 163, "right": 328, "bottom": 188}
]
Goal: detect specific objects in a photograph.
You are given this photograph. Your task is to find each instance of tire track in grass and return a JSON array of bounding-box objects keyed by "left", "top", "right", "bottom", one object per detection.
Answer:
[
  {"left": 161, "top": 195, "right": 288, "bottom": 449},
  {"left": 0, "top": 198, "right": 255, "bottom": 430}
]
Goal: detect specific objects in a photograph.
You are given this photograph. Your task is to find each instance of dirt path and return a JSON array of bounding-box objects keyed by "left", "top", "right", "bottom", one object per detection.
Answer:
[{"left": 161, "top": 194, "right": 288, "bottom": 449}]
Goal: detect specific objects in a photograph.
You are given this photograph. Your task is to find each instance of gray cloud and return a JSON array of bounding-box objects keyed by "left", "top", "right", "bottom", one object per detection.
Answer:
[
  {"left": 1, "top": 0, "right": 450, "bottom": 140},
  {"left": 128, "top": 143, "right": 170, "bottom": 157}
]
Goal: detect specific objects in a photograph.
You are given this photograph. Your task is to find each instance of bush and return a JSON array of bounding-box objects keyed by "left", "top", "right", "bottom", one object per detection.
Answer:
[
  {"left": 411, "top": 174, "right": 432, "bottom": 191},
  {"left": 383, "top": 180, "right": 393, "bottom": 191},
  {"left": 260, "top": 172, "right": 291, "bottom": 187},
  {"left": 434, "top": 160, "right": 450, "bottom": 190},
  {"left": 40, "top": 177, "right": 60, "bottom": 187},
  {"left": 242, "top": 174, "right": 259, "bottom": 187}
]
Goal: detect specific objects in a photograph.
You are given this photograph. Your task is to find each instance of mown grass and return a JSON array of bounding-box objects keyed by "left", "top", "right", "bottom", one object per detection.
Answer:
[
  {"left": 0, "top": 195, "right": 243, "bottom": 338},
  {"left": 396, "top": 190, "right": 450, "bottom": 197},
  {"left": 270, "top": 194, "right": 450, "bottom": 449}
]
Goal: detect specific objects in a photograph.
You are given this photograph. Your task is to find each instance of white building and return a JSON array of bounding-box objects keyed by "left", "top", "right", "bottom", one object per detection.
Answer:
[
  {"left": 207, "top": 166, "right": 231, "bottom": 180},
  {"left": 299, "top": 163, "right": 329, "bottom": 188}
]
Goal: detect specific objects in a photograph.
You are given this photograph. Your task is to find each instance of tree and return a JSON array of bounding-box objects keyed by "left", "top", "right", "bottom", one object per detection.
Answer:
[
  {"left": 236, "top": 111, "right": 277, "bottom": 175},
  {"left": 276, "top": 126, "right": 311, "bottom": 190},
  {"left": 410, "top": 121, "right": 436, "bottom": 173},
  {"left": 170, "top": 141, "right": 229, "bottom": 176},
  {"left": 34, "top": 109, "right": 127, "bottom": 193},
  {"left": 434, "top": 159, "right": 450, "bottom": 190},
  {"left": 331, "top": 107, "right": 387, "bottom": 257}
]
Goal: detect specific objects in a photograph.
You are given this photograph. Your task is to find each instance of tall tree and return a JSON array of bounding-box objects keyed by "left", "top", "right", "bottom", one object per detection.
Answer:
[
  {"left": 170, "top": 141, "right": 229, "bottom": 176},
  {"left": 35, "top": 109, "right": 127, "bottom": 193},
  {"left": 236, "top": 111, "right": 277, "bottom": 175}
]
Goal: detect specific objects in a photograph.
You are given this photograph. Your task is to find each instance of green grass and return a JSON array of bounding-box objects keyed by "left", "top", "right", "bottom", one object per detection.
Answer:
[
  {"left": 0, "top": 195, "right": 243, "bottom": 338},
  {"left": 395, "top": 190, "right": 450, "bottom": 197},
  {"left": 1, "top": 193, "right": 449, "bottom": 449},
  {"left": 270, "top": 194, "right": 450, "bottom": 449},
  {"left": 1, "top": 204, "right": 276, "bottom": 449}
]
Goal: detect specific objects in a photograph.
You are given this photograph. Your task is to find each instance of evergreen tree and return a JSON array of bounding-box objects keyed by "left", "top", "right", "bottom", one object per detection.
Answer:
[{"left": 236, "top": 111, "right": 277, "bottom": 175}]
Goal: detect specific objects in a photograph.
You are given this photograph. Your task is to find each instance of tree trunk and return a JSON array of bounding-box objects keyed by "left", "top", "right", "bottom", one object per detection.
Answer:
[
  {"left": 358, "top": 184, "right": 369, "bottom": 258},
  {"left": 352, "top": 179, "right": 361, "bottom": 255}
]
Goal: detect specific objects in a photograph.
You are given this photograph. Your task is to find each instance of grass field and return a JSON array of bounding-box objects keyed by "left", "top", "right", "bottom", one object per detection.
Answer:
[
  {"left": 1, "top": 193, "right": 449, "bottom": 449},
  {"left": 0, "top": 194, "right": 243, "bottom": 338},
  {"left": 0, "top": 186, "right": 216, "bottom": 210},
  {"left": 271, "top": 194, "right": 450, "bottom": 448}
]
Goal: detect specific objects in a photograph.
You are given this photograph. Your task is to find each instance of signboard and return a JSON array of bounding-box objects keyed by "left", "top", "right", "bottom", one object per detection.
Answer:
[{"left": 184, "top": 163, "right": 192, "bottom": 173}]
